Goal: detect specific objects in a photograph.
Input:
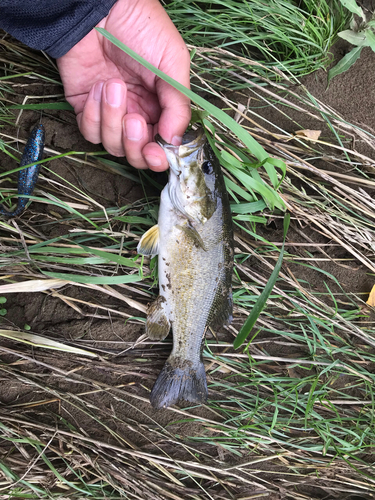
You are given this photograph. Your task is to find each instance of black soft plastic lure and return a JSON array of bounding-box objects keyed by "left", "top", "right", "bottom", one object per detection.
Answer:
[{"left": 0, "top": 124, "right": 45, "bottom": 217}]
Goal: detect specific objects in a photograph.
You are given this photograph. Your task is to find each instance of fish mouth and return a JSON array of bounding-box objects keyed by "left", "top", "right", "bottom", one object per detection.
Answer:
[
  {"left": 179, "top": 130, "right": 206, "bottom": 158},
  {"left": 155, "top": 129, "right": 207, "bottom": 176},
  {"left": 154, "top": 134, "right": 180, "bottom": 175},
  {"left": 155, "top": 129, "right": 207, "bottom": 163},
  {"left": 154, "top": 134, "right": 170, "bottom": 148}
]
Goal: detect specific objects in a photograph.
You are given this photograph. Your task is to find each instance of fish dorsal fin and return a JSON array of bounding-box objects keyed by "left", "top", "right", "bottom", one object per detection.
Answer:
[
  {"left": 137, "top": 224, "right": 159, "bottom": 256},
  {"left": 176, "top": 223, "right": 207, "bottom": 251}
]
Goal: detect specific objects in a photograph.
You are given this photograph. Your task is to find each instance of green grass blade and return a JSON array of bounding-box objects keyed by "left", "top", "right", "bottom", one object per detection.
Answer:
[
  {"left": 43, "top": 271, "right": 141, "bottom": 285},
  {"left": 78, "top": 244, "right": 140, "bottom": 268},
  {"left": 9, "top": 102, "right": 74, "bottom": 110},
  {"left": 233, "top": 213, "right": 290, "bottom": 349}
]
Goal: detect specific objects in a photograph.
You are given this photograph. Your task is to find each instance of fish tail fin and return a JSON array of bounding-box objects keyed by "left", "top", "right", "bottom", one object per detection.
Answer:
[{"left": 150, "top": 358, "right": 207, "bottom": 409}]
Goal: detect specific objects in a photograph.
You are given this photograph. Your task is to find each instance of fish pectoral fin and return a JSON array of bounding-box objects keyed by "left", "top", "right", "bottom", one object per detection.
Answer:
[
  {"left": 175, "top": 223, "right": 207, "bottom": 251},
  {"left": 146, "top": 295, "right": 170, "bottom": 340},
  {"left": 137, "top": 224, "right": 159, "bottom": 256}
]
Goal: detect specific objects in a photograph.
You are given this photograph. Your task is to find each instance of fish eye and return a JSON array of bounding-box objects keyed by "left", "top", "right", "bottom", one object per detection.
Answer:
[{"left": 201, "top": 160, "right": 213, "bottom": 175}]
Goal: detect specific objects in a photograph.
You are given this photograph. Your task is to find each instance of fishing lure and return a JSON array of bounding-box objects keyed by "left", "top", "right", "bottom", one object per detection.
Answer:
[{"left": 0, "top": 124, "right": 45, "bottom": 217}]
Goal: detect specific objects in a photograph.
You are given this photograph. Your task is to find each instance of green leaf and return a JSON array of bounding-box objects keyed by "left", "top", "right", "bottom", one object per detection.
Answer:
[
  {"left": 233, "top": 213, "right": 290, "bottom": 349},
  {"left": 328, "top": 46, "right": 363, "bottom": 84},
  {"left": 226, "top": 165, "right": 284, "bottom": 211},
  {"left": 78, "top": 244, "right": 140, "bottom": 267},
  {"left": 338, "top": 30, "right": 368, "bottom": 46},
  {"left": 191, "top": 108, "right": 209, "bottom": 124},
  {"left": 97, "top": 157, "right": 141, "bottom": 182},
  {"left": 225, "top": 177, "right": 255, "bottom": 202},
  {"left": 230, "top": 200, "right": 267, "bottom": 214},
  {"left": 264, "top": 157, "right": 286, "bottom": 188},
  {"left": 0, "top": 297, "right": 6, "bottom": 304},
  {"left": 221, "top": 150, "right": 244, "bottom": 169},
  {"left": 365, "top": 29, "right": 375, "bottom": 52},
  {"left": 202, "top": 118, "right": 284, "bottom": 209},
  {"left": 233, "top": 215, "right": 267, "bottom": 223},
  {"left": 113, "top": 215, "right": 154, "bottom": 225},
  {"left": 338, "top": 0, "right": 364, "bottom": 19},
  {"left": 33, "top": 255, "right": 109, "bottom": 265},
  {"left": 9, "top": 102, "right": 74, "bottom": 111},
  {"left": 43, "top": 271, "right": 141, "bottom": 285}
]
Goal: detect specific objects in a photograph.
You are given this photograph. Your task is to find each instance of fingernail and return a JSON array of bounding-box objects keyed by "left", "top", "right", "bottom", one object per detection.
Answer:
[
  {"left": 93, "top": 81, "right": 104, "bottom": 102},
  {"left": 171, "top": 135, "right": 182, "bottom": 146},
  {"left": 105, "top": 82, "right": 125, "bottom": 107},
  {"left": 124, "top": 119, "right": 143, "bottom": 141},
  {"left": 145, "top": 155, "right": 162, "bottom": 167}
]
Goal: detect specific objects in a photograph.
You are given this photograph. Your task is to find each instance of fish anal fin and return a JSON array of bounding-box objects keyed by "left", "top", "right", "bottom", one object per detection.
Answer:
[
  {"left": 146, "top": 295, "right": 170, "bottom": 340},
  {"left": 150, "top": 357, "right": 207, "bottom": 409},
  {"left": 137, "top": 224, "right": 159, "bottom": 256}
]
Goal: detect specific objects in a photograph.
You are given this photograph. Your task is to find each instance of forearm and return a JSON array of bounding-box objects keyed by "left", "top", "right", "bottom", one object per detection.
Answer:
[{"left": 0, "top": 0, "right": 117, "bottom": 57}]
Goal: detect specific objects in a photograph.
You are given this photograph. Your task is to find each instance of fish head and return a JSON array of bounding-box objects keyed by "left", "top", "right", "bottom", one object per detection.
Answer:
[{"left": 155, "top": 130, "right": 218, "bottom": 223}]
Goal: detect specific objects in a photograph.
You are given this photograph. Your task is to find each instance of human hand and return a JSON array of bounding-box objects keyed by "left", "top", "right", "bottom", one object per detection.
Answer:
[{"left": 56, "top": 0, "right": 191, "bottom": 171}]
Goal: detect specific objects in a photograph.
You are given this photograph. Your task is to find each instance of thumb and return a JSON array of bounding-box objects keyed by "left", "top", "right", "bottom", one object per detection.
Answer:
[
  {"left": 157, "top": 85, "right": 191, "bottom": 145},
  {"left": 155, "top": 52, "right": 191, "bottom": 145}
]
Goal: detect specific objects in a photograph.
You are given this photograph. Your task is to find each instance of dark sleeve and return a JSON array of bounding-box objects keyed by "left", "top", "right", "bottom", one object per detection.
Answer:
[{"left": 0, "top": 0, "right": 117, "bottom": 58}]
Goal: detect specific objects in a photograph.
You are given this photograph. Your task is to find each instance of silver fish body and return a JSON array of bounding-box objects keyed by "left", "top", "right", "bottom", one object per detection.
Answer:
[{"left": 138, "top": 129, "right": 233, "bottom": 409}]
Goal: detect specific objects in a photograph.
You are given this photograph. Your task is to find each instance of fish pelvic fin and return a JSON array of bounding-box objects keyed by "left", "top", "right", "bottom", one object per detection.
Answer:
[
  {"left": 137, "top": 224, "right": 159, "bottom": 256},
  {"left": 150, "top": 357, "right": 207, "bottom": 409},
  {"left": 146, "top": 296, "right": 170, "bottom": 340}
]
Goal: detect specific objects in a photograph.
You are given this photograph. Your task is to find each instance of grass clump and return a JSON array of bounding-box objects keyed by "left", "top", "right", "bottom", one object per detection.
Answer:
[{"left": 164, "top": 0, "right": 351, "bottom": 86}]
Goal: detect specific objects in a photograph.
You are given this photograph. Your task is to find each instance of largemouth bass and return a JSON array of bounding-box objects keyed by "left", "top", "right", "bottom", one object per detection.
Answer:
[
  {"left": 0, "top": 124, "right": 45, "bottom": 218},
  {"left": 138, "top": 129, "right": 234, "bottom": 409}
]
